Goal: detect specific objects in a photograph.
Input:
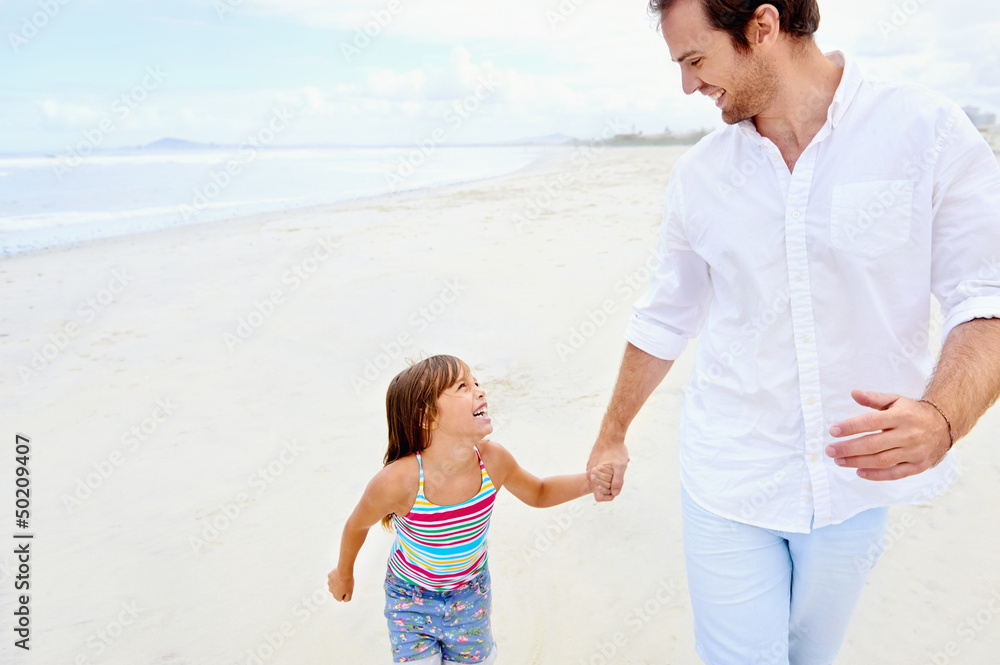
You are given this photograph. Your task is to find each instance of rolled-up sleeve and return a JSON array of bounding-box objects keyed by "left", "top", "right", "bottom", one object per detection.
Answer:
[
  {"left": 625, "top": 167, "right": 713, "bottom": 360},
  {"left": 929, "top": 104, "right": 1000, "bottom": 342}
]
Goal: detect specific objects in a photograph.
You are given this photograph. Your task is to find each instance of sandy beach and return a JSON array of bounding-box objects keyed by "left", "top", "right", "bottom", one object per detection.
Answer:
[{"left": 3, "top": 144, "right": 1000, "bottom": 665}]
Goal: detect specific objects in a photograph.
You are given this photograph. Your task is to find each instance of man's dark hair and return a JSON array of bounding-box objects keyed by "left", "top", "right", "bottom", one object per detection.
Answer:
[{"left": 649, "top": 0, "right": 821, "bottom": 52}]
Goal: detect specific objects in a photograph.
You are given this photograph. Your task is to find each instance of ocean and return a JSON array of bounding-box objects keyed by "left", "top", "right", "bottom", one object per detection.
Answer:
[{"left": 0, "top": 145, "right": 547, "bottom": 256}]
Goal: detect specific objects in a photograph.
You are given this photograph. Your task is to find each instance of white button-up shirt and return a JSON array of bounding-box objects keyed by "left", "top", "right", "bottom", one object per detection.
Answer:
[{"left": 626, "top": 52, "right": 1000, "bottom": 532}]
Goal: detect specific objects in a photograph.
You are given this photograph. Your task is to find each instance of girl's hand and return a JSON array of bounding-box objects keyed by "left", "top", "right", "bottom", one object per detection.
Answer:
[
  {"left": 589, "top": 464, "right": 615, "bottom": 497},
  {"left": 587, "top": 437, "right": 629, "bottom": 501},
  {"left": 328, "top": 567, "right": 354, "bottom": 602}
]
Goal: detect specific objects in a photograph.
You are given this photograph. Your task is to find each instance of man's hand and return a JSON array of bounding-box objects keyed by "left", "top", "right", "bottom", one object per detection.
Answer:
[
  {"left": 587, "top": 437, "right": 629, "bottom": 501},
  {"left": 328, "top": 567, "right": 354, "bottom": 602},
  {"left": 826, "top": 389, "right": 951, "bottom": 481}
]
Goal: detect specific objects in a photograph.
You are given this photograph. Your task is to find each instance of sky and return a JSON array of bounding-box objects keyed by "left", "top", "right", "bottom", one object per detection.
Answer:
[{"left": 0, "top": 0, "right": 998, "bottom": 153}]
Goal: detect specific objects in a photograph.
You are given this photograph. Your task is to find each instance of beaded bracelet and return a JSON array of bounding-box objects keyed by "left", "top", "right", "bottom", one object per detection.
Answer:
[{"left": 919, "top": 398, "right": 955, "bottom": 450}]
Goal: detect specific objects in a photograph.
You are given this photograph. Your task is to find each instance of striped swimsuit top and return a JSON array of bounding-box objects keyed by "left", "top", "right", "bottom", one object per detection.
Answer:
[{"left": 389, "top": 447, "right": 497, "bottom": 591}]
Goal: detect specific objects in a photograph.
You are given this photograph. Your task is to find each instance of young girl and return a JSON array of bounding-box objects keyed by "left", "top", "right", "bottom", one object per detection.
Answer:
[{"left": 328, "top": 354, "right": 612, "bottom": 664}]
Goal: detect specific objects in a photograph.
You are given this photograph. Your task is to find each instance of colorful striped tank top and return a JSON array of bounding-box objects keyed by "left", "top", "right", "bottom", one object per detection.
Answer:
[{"left": 388, "top": 447, "right": 497, "bottom": 590}]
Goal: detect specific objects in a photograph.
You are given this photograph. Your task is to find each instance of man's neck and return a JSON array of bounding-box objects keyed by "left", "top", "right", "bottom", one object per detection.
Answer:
[{"left": 753, "top": 46, "right": 843, "bottom": 171}]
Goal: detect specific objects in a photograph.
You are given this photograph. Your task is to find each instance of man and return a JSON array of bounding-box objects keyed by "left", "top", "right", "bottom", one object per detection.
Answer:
[{"left": 585, "top": 1, "right": 1000, "bottom": 663}]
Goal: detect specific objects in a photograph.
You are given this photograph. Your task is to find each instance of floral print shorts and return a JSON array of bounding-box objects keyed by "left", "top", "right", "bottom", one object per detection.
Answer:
[{"left": 384, "top": 566, "right": 496, "bottom": 664}]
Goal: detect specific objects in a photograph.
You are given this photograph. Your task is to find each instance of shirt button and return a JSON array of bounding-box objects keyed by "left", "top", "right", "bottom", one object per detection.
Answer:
[
  {"left": 803, "top": 497, "right": 811, "bottom": 504},
  {"left": 795, "top": 273, "right": 804, "bottom": 281},
  {"left": 808, "top": 396, "right": 816, "bottom": 405},
  {"left": 802, "top": 335, "right": 811, "bottom": 343},
  {"left": 810, "top": 454, "right": 819, "bottom": 462},
  {"left": 791, "top": 210, "right": 801, "bottom": 219},
  {"left": 805, "top": 484, "right": 812, "bottom": 492},
  {"left": 772, "top": 152, "right": 780, "bottom": 161}
]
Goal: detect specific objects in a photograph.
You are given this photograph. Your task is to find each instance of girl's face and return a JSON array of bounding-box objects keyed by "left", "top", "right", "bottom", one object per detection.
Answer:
[{"left": 429, "top": 368, "right": 492, "bottom": 442}]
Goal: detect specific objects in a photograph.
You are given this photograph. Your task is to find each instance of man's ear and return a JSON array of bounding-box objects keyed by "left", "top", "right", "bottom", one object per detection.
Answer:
[{"left": 750, "top": 3, "right": 781, "bottom": 49}]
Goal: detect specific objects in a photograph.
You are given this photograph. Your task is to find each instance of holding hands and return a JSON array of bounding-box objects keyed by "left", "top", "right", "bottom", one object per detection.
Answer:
[
  {"left": 589, "top": 463, "right": 616, "bottom": 498},
  {"left": 586, "top": 437, "right": 629, "bottom": 501}
]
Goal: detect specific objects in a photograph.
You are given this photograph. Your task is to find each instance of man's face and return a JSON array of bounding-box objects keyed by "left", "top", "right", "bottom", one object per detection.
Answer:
[{"left": 661, "top": 0, "right": 779, "bottom": 125}]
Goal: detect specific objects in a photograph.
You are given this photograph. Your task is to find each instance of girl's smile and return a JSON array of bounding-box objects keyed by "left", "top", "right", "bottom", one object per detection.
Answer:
[{"left": 433, "top": 371, "right": 493, "bottom": 440}]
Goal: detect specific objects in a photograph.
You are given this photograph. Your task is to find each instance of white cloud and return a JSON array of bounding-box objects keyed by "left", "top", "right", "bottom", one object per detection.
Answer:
[
  {"left": 36, "top": 100, "right": 104, "bottom": 128},
  {"left": 8, "top": 0, "right": 999, "bottom": 151}
]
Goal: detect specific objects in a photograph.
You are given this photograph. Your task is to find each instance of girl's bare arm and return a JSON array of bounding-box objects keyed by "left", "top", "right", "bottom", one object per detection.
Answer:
[
  {"left": 328, "top": 466, "right": 410, "bottom": 601},
  {"left": 480, "top": 440, "right": 610, "bottom": 508}
]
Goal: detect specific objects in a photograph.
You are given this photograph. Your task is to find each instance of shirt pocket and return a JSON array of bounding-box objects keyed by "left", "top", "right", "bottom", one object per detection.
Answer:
[{"left": 829, "top": 180, "right": 914, "bottom": 259}]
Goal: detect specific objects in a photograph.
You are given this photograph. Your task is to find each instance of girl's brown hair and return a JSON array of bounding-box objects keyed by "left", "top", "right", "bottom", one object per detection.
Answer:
[{"left": 380, "top": 354, "right": 467, "bottom": 528}]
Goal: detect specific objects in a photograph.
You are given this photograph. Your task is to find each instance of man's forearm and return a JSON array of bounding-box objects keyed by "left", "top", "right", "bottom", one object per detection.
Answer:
[
  {"left": 923, "top": 317, "right": 1000, "bottom": 443},
  {"left": 599, "top": 342, "right": 675, "bottom": 440}
]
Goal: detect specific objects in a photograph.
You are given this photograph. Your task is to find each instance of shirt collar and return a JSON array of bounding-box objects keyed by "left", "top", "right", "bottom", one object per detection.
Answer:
[
  {"left": 737, "top": 50, "right": 864, "bottom": 141},
  {"left": 825, "top": 51, "right": 863, "bottom": 128}
]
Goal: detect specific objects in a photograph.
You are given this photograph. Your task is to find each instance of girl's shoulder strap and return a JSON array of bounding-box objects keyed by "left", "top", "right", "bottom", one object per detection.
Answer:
[
  {"left": 473, "top": 445, "right": 493, "bottom": 487},
  {"left": 415, "top": 450, "right": 426, "bottom": 496}
]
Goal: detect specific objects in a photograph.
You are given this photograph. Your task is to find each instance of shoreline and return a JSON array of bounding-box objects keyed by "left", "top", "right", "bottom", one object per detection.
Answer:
[{"left": 0, "top": 144, "right": 567, "bottom": 260}]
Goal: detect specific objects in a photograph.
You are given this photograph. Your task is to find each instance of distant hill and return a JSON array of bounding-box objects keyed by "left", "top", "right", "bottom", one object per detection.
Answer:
[
  {"left": 140, "top": 137, "right": 222, "bottom": 150},
  {"left": 598, "top": 130, "right": 710, "bottom": 146},
  {"left": 506, "top": 133, "right": 575, "bottom": 145}
]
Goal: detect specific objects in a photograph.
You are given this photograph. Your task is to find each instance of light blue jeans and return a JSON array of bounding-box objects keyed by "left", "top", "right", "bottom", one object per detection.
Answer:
[
  {"left": 681, "top": 484, "right": 889, "bottom": 665},
  {"left": 384, "top": 566, "right": 497, "bottom": 665}
]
